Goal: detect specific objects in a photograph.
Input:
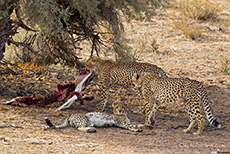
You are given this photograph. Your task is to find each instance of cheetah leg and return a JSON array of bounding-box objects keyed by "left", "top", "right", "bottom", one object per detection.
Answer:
[
  {"left": 128, "top": 126, "right": 143, "bottom": 132},
  {"left": 183, "top": 119, "right": 197, "bottom": 133},
  {"left": 194, "top": 118, "right": 205, "bottom": 135},
  {"left": 183, "top": 108, "right": 196, "bottom": 133},
  {"left": 116, "top": 124, "right": 143, "bottom": 132},
  {"left": 191, "top": 103, "right": 205, "bottom": 135},
  {"left": 96, "top": 86, "right": 109, "bottom": 112},
  {"left": 145, "top": 102, "right": 157, "bottom": 128},
  {"left": 133, "top": 100, "right": 148, "bottom": 114},
  {"left": 183, "top": 103, "right": 205, "bottom": 135},
  {"left": 193, "top": 109, "right": 205, "bottom": 135},
  {"left": 77, "top": 127, "right": 97, "bottom": 133},
  {"left": 124, "top": 124, "right": 143, "bottom": 132}
]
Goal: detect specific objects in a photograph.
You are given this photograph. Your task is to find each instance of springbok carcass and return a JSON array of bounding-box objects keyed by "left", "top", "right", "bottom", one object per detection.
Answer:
[{"left": 0, "top": 69, "right": 95, "bottom": 111}]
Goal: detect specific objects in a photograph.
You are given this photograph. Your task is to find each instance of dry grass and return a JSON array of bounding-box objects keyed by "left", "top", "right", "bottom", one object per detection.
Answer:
[
  {"left": 218, "top": 19, "right": 230, "bottom": 34},
  {"left": 178, "top": 0, "right": 222, "bottom": 20},
  {"left": 220, "top": 58, "right": 230, "bottom": 74},
  {"left": 1, "top": 1, "right": 230, "bottom": 154},
  {"left": 173, "top": 20, "right": 202, "bottom": 40}
]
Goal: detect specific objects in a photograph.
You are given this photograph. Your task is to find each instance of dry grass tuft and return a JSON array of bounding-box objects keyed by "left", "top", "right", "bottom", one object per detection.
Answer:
[
  {"left": 131, "top": 34, "right": 159, "bottom": 60},
  {"left": 173, "top": 20, "right": 202, "bottom": 40},
  {"left": 220, "top": 58, "right": 230, "bottom": 74},
  {"left": 178, "top": 0, "right": 222, "bottom": 20},
  {"left": 150, "top": 39, "right": 159, "bottom": 53}
]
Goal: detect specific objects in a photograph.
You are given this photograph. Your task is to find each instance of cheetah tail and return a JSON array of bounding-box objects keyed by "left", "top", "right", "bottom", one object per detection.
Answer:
[
  {"left": 45, "top": 117, "right": 54, "bottom": 128},
  {"left": 200, "top": 88, "right": 221, "bottom": 128}
]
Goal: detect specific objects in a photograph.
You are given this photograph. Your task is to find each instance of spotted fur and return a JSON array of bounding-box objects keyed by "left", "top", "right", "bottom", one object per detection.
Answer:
[
  {"left": 44, "top": 102, "right": 142, "bottom": 132},
  {"left": 85, "top": 56, "right": 167, "bottom": 112},
  {"left": 132, "top": 73, "right": 221, "bottom": 135}
]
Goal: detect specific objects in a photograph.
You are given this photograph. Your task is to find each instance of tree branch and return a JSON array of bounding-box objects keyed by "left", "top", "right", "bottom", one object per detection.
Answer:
[{"left": 8, "top": 38, "right": 38, "bottom": 53}]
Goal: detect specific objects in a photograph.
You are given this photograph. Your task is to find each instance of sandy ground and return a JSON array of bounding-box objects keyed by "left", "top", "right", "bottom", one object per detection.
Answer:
[{"left": 1, "top": 0, "right": 230, "bottom": 153}]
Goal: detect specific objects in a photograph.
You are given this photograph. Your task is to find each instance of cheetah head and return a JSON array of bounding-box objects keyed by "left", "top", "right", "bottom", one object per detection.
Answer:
[
  {"left": 131, "top": 73, "right": 143, "bottom": 90},
  {"left": 85, "top": 56, "right": 101, "bottom": 72},
  {"left": 112, "top": 102, "right": 128, "bottom": 115}
]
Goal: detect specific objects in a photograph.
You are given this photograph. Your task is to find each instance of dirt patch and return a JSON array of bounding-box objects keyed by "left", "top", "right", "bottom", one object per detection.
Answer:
[
  {"left": 0, "top": 84, "right": 230, "bottom": 154},
  {"left": 1, "top": 0, "right": 230, "bottom": 153}
]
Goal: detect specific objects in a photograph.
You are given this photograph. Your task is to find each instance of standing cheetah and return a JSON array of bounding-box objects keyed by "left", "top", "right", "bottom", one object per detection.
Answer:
[
  {"left": 85, "top": 56, "right": 167, "bottom": 112},
  {"left": 131, "top": 73, "right": 221, "bottom": 135}
]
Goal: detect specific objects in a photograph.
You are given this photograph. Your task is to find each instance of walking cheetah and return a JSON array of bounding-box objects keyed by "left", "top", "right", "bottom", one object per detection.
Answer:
[
  {"left": 131, "top": 73, "right": 221, "bottom": 135},
  {"left": 85, "top": 56, "right": 167, "bottom": 112},
  {"left": 44, "top": 102, "right": 142, "bottom": 133}
]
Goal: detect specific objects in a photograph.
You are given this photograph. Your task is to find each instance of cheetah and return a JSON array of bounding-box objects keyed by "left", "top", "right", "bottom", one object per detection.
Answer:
[
  {"left": 44, "top": 102, "right": 142, "bottom": 133},
  {"left": 85, "top": 56, "right": 167, "bottom": 112},
  {"left": 131, "top": 73, "right": 221, "bottom": 135}
]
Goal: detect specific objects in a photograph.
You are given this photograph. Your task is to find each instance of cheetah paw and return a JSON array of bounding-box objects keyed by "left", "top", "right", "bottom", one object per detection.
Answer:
[
  {"left": 86, "top": 128, "right": 97, "bottom": 133},
  {"left": 136, "top": 129, "right": 143, "bottom": 132},
  {"left": 193, "top": 132, "right": 200, "bottom": 135},
  {"left": 183, "top": 129, "right": 190, "bottom": 133}
]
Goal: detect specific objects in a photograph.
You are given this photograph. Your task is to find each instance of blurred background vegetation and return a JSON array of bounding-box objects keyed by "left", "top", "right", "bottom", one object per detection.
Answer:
[{"left": 0, "top": 0, "right": 166, "bottom": 67}]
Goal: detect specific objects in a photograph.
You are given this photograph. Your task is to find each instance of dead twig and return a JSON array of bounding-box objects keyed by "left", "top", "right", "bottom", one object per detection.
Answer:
[
  {"left": 0, "top": 124, "right": 11, "bottom": 128},
  {"left": 30, "top": 141, "right": 53, "bottom": 145},
  {"left": 0, "top": 124, "right": 22, "bottom": 128},
  {"left": 210, "top": 150, "right": 230, "bottom": 154}
]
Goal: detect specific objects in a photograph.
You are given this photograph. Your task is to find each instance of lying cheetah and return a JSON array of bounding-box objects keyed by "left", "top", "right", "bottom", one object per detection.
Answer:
[
  {"left": 85, "top": 56, "right": 167, "bottom": 112},
  {"left": 131, "top": 73, "right": 221, "bottom": 135},
  {"left": 44, "top": 102, "right": 142, "bottom": 133}
]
